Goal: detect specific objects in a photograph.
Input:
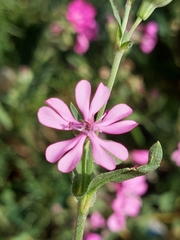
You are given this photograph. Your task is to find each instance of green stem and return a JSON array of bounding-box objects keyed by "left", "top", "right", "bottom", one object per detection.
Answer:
[
  {"left": 74, "top": 200, "right": 87, "bottom": 240},
  {"left": 121, "top": 0, "right": 132, "bottom": 39},
  {"left": 96, "top": 49, "right": 124, "bottom": 120},
  {"left": 74, "top": 193, "right": 95, "bottom": 240},
  {"left": 125, "top": 17, "right": 142, "bottom": 41}
]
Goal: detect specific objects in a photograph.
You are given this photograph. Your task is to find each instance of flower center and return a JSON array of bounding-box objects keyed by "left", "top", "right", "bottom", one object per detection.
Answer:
[{"left": 69, "top": 119, "right": 96, "bottom": 136}]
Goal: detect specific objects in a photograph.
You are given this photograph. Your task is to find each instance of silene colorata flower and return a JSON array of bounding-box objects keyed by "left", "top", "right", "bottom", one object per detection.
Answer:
[{"left": 37, "top": 80, "right": 138, "bottom": 172}]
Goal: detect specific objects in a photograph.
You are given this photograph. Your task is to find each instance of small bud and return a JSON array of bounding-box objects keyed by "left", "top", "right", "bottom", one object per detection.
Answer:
[{"left": 137, "top": 0, "right": 172, "bottom": 21}]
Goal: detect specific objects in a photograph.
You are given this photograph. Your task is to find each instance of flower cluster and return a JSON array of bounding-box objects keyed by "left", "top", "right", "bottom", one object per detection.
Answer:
[
  {"left": 37, "top": 80, "right": 138, "bottom": 173},
  {"left": 66, "top": 0, "right": 99, "bottom": 54},
  {"left": 107, "top": 176, "right": 148, "bottom": 232},
  {"left": 140, "top": 21, "right": 158, "bottom": 53}
]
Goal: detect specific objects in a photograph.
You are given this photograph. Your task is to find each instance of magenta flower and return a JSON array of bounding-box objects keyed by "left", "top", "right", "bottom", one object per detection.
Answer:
[
  {"left": 37, "top": 80, "right": 138, "bottom": 173},
  {"left": 66, "top": 0, "right": 98, "bottom": 38},
  {"left": 107, "top": 176, "right": 148, "bottom": 232},
  {"left": 74, "top": 33, "right": 89, "bottom": 54},
  {"left": 66, "top": 0, "right": 99, "bottom": 54},
  {"left": 107, "top": 212, "right": 126, "bottom": 232},
  {"left": 171, "top": 142, "right": 180, "bottom": 167},
  {"left": 89, "top": 212, "right": 105, "bottom": 230},
  {"left": 131, "top": 149, "right": 149, "bottom": 165},
  {"left": 140, "top": 21, "right": 158, "bottom": 53}
]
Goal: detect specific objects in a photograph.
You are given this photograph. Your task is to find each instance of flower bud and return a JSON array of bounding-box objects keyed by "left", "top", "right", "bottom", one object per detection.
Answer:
[{"left": 137, "top": 0, "right": 172, "bottom": 21}]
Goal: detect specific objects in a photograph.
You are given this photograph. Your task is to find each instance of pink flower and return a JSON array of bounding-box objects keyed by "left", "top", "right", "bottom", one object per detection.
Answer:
[
  {"left": 140, "top": 21, "right": 158, "bottom": 53},
  {"left": 171, "top": 142, "right": 180, "bottom": 167},
  {"left": 74, "top": 33, "right": 89, "bottom": 54},
  {"left": 37, "top": 80, "right": 138, "bottom": 173},
  {"left": 66, "top": 0, "right": 99, "bottom": 54},
  {"left": 89, "top": 212, "right": 105, "bottom": 230},
  {"left": 85, "top": 233, "right": 102, "bottom": 240},
  {"left": 107, "top": 176, "right": 148, "bottom": 232},
  {"left": 66, "top": 0, "right": 98, "bottom": 37},
  {"left": 121, "top": 176, "right": 148, "bottom": 196},
  {"left": 131, "top": 149, "right": 149, "bottom": 165},
  {"left": 107, "top": 212, "right": 126, "bottom": 232}
]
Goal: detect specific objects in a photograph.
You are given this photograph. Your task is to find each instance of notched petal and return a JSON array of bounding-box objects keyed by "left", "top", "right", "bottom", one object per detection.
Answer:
[
  {"left": 100, "top": 120, "right": 138, "bottom": 134},
  {"left": 45, "top": 98, "right": 78, "bottom": 123},
  {"left": 57, "top": 135, "right": 86, "bottom": 172},
  {"left": 89, "top": 82, "right": 110, "bottom": 117},
  {"left": 100, "top": 104, "right": 133, "bottom": 126},
  {"left": 75, "top": 80, "right": 91, "bottom": 120},
  {"left": 37, "top": 106, "right": 67, "bottom": 130}
]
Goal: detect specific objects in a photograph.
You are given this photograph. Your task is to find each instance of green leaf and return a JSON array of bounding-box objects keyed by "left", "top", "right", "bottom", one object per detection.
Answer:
[
  {"left": 70, "top": 102, "right": 82, "bottom": 121},
  {"left": 116, "top": 26, "right": 122, "bottom": 47},
  {"left": 86, "top": 167, "right": 143, "bottom": 196},
  {"left": 85, "top": 141, "right": 163, "bottom": 196},
  {"left": 137, "top": 141, "right": 163, "bottom": 173},
  {"left": 109, "top": 0, "right": 122, "bottom": 28}
]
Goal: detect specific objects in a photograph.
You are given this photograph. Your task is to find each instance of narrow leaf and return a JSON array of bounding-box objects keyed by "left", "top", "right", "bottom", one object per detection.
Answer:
[
  {"left": 87, "top": 167, "right": 143, "bottom": 195},
  {"left": 70, "top": 102, "right": 82, "bottom": 120},
  {"left": 86, "top": 141, "right": 163, "bottom": 196},
  {"left": 109, "top": 0, "right": 121, "bottom": 27},
  {"left": 138, "top": 141, "right": 163, "bottom": 173}
]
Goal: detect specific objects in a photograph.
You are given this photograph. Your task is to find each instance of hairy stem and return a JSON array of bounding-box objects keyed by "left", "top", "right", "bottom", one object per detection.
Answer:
[{"left": 74, "top": 200, "right": 86, "bottom": 240}]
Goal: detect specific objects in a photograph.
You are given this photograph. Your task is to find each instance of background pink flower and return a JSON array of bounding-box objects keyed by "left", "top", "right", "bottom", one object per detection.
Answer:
[
  {"left": 131, "top": 149, "right": 149, "bottom": 165},
  {"left": 107, "top": 176, "right": 148, "bottom": 232},
  {"left": 89, "top": 212, "right": 105, "bottom": 230},
  {"left": 66, "top": 0, "right": 99, "bottom": 54},
  {"left": 140, "top": 21, "right": 158, "bottom": 53},
  {"left": 74, "top": 33, "right": 89, "bottom": 54},
  {"left": 85, "top": 233, "right": 102, "bottom": 240},
  {"left": 171, "top": 142, "right": 180, "bottom": 167},
  {"left": 107, "top": 213, "right": 126, "bottom": 232}
]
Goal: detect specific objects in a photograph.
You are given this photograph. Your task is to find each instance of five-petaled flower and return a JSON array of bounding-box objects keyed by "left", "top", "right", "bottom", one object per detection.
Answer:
[{"left": 37, "top": 80, "right": 138, "bottom": 173}]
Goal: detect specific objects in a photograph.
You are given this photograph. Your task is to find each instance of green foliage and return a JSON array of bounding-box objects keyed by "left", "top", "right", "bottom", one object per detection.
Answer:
[{"left": 0, "top": 0, "right": 180, "bottom": 239}]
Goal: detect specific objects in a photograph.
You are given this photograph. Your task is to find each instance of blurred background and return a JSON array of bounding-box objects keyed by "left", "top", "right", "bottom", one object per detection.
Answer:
[{"left": 0, "top": 0, "right": 180, "bottom": 239}]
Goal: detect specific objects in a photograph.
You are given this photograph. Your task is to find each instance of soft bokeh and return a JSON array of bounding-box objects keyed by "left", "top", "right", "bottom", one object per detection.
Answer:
[{"left": 0, "top": 0, "right": 180, "bottom": 239}]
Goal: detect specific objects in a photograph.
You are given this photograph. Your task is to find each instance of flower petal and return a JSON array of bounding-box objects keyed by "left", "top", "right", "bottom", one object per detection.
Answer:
[
  {"left": 107, "top": 213, "right": 126, "bottom": 232},
  {"left": 45, "top": 136, "right": 83, "bottom": 163},
  {"left": 89, "top": 135, "right": 116, "bottom": 170},
  {"left": 75, "top": 80, "right": 91, "bottom": 119},
  {"left": 89, "top": 82, "right": 110, "bottom": 117},
  {"left": 100, "top": 104, "right": 133, "bottom": 126},
  {"left": 45, "top": 98, "right": 78, "bottom": 123},
  {"left": 58, "top": 135, "right": 86, "bottom": 172},
  {"left": 97, "top": 137, "right": 128, "bottom": 161},
  {"left": 99, "top": 120, "right": 138, "bottom": 134},
  {"left": 37, "top": 106, "right": 67, "bottom": 130}
]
